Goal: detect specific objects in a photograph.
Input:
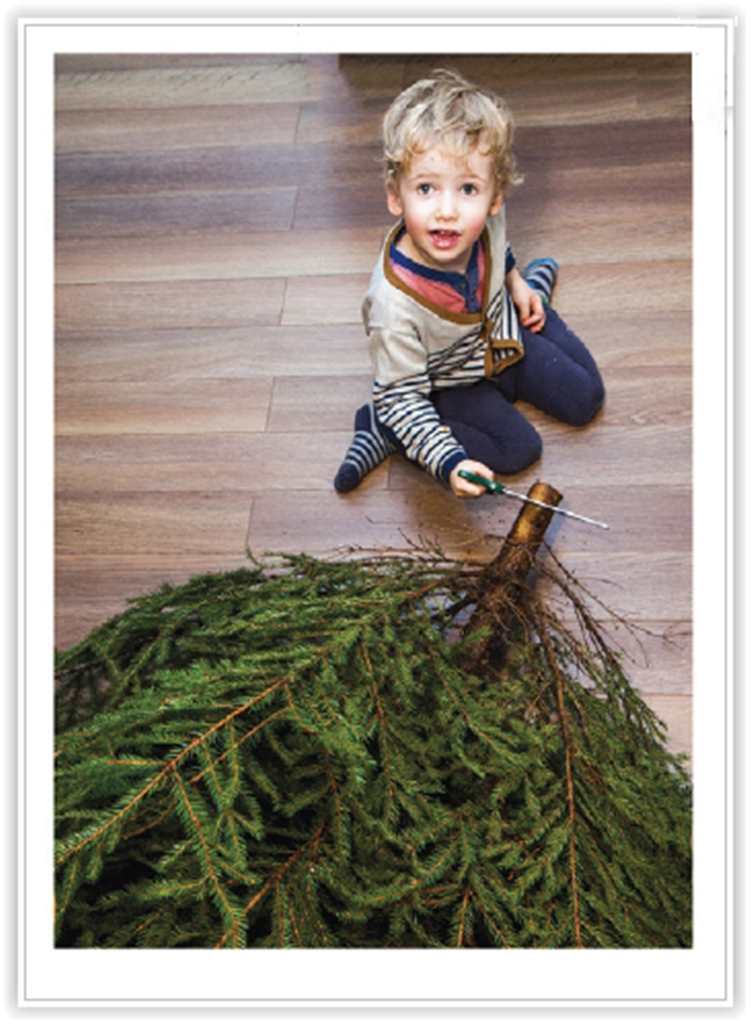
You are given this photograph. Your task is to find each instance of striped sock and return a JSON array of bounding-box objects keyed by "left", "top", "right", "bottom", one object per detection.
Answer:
[
  {"left": 523, "top": 257, "right": 559, "bottom": 305},
  {"left": 334, "top": 403, "right": 396, "bottom": 493}
]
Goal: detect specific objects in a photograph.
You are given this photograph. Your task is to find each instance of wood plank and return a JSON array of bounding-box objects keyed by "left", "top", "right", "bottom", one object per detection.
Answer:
[
  {"left": 602, "top": 622, "right": 692, "bottom": 696},
  {"left": 56, "top": 189, "right": 298, "bottom": 239},
  {"left": 539, "top": 552, "right": 690, "bottom": 621},
  {"left": 56, "top": 492, "right": 254, "bottom": 557},
  {"left": 402, "top": 53, "right": 691, "bottom": 87},
  {"left": 56, "top": 603, "right": 138, "bottom": 651},
  {"left": 296, "top": 95, "right": 399, "bottom": 147},
  {"left": 502, "top": 75, "right": 689, "bottom": 127},
  {"left": 514, "top": 119, "right": 691, "bottom": 176},
  {"left": 247, "top": 488, "right": 434, "bottom": 558},
  {"left": 293, "top": 188, "right": 392, "bottom": 230},
  {"left": 54, "top": 554, "right": 258, "bottom": 651},
  {"left": 55, "top": 54, "right": 306, "bottom": 73},
  {"left": 281, "top": 274, "right": 370, "bottom": 326},
  {"left": 325, "top": 55, "right": 407, "bottom": 96},
  {"left": 55, "top": 324, "right": 371, "bottom": 380},
  {"left": 298, "top": 70, "right": 688, "bottom": 141},
  {"left": 267, "top": 375, "right": 372, "bottom": 432},
  {"left": 298, "top": 88, "right": 690, "bottom": 152},
  {"left": 55, "top": 277, "right": 286, "bottom": 331},
  {"left": 55, "top": 104, "right": 301, "bottom": 154},
  {"left": 54, "top": 558, "right": 253, "bottom": 650},
  {"left": 552, "top": 261, "right": 691, "bottom": 314},
  {"left": 516, "top": 160, "right": 692, "bottom": 208},
  {"left": 507, "top": 216, "right": 690, "bottom": 268},
  {"left": 54, "top": 60, "right": 317, "bottom": 111},
  {"left": 55, "top": 55, "right": 404, "bottom": 111},
  {"left": 55, "top": 432, "right": 386, "bottom": 495},
  {"left": 642, "top": 696, "right": 692, "bottom": 761},
  {"left": 590, "top": 366, "right": 690, "bottom": 428},
  {"left": 555, "top": 312, "right": 692, "bottom": 370},
  {"left": 56, "top": 378, "right": 274, "bottom": 435},
  {"left": 55, "top": 229, "right": 385, "bottom": 283},
  {"left": 55, "top": 555, "right": 259, "bottom": 601},
  {"left": 635, "top": 72, "right": 693, "bottom": 120},
  {"left": 52, "top": 144, "right": 352, "bottom": 199},
  {"left": 53, "top": 146, "right": 278, "bottom": 199}
]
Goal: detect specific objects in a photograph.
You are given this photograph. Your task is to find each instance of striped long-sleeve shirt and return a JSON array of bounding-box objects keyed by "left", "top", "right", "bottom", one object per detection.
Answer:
[{"left": 363, "top": 208, "right": 524, "bottom": 483}]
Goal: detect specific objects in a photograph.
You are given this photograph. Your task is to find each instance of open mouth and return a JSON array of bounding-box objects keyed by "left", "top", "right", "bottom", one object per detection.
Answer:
[{"left": 429, "top": 230, "right": 461, "bottom": 249}]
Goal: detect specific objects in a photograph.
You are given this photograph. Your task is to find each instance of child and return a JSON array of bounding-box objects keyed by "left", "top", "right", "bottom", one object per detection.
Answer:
[{"left": 334, "top": 69, "right": 604, "bottom": 499}]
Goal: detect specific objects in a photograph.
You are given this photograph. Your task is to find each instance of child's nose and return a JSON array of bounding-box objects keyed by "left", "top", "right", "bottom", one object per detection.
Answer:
[{"left": 436, "top": 191, "right": 458, "bottom": 218}]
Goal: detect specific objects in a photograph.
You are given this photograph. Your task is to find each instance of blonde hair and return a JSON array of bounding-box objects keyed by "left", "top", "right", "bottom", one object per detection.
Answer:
[{"left": 383, "top": 68, "right": 523, "bottom": 195}]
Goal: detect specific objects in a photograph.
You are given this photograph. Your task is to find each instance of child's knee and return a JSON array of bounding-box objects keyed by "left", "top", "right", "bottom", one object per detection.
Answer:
[
  {"left": 514, "top": 433, "right": 543, "bottom": 472},
  {"left": 566, "top": 377, "right": 605, "bottom": 427},
  {"left": 492, "top": 427, "right": 542, "bottom": 474}
]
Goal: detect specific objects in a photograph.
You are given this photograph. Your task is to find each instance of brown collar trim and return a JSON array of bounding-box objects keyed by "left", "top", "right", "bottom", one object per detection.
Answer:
[{"left": 381, "top": 221, "right": 493, "bottom": 325}]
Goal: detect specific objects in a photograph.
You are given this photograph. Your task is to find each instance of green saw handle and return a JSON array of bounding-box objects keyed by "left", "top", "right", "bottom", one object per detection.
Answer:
[{"left": 457, "top": 469, "right": 505, "bottom": 494}]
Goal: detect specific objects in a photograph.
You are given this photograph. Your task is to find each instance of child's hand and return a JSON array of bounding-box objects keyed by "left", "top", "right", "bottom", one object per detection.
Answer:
[
  {"left": 509, "top": 276, "right": 546, "bottom": 333},
  {"left": 449, "top": 459, "right": 495, "bottom": 498}
]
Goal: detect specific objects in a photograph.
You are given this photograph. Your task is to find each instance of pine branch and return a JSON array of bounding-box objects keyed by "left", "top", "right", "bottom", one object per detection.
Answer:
[
  {"left": 171, "top": 768, "right": 246, "bottom": 948},
  {"left": 55, "top": 519, "right": 692, "bottom": 949},
  {"left": 538, "top": 618, "right": 583, "bottom": 948}
]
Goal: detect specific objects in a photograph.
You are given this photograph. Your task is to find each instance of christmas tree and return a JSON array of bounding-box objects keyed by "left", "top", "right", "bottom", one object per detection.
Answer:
[{"left": 54, "top": 484, "right": 691, "bottom": 949}]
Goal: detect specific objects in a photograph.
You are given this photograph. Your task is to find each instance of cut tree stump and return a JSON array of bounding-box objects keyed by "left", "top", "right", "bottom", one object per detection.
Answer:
[{"left": 464, "top": 481, "right": 563, "bottom": 671}]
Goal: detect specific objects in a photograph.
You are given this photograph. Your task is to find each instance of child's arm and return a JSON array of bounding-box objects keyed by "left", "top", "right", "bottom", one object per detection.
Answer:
[
  {"left": 373, "top": 371, "right": 468, "bottom": 486},
  {"left": 369, "top": 319, "right": 471, "bottom": 488},
  {"left": 506, "top": 265, "right": 545, "bottom": 333},
  {"left": 366, "top": 289, "right": 494, "bottom": 498}
]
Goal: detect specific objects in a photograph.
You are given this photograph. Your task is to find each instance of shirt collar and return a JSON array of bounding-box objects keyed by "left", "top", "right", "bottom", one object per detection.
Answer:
[{"left": 389, "top": 225, "right": 482, "bottom": 313}]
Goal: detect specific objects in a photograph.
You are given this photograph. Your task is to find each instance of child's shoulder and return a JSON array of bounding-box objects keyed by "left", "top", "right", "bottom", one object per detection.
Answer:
[
  {"left": 485, "top": 207, "right": 507, "bottom": 247},
  {"left": 363, "top": 227, "right": 420, "bottom": 315}
]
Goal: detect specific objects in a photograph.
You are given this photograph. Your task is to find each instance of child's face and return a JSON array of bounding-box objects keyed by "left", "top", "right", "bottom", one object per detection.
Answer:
[{"left": 386, "top": 142, "right": 503, "bottom": 275}]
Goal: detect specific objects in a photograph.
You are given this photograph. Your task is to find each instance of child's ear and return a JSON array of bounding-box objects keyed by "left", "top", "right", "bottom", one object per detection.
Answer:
[
  {"left": 386, "top": 183, "right": 403, "bottom": 218},
  {"left": 489, "top": 191, "right": 504, "bottom": 216}
]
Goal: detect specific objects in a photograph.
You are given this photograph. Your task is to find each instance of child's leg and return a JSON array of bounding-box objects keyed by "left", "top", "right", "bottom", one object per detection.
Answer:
[
  {"left": 510, "top": 312, "right": 605, "bottom": 426},
  {"left": 334, "top": 383, "right": 542, "bottom": 492},
  {"left": 433, "top": 381, "right": 542, "bottom": 474},
  {"left": 537, "top": 307, "right": 604, "bottom": 384},
  {"left": 333, "top": 402, "right": 397, "bottom": 493}
]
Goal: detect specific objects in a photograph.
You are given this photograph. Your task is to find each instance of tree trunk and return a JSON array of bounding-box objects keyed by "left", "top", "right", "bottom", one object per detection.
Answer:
[{"left": 464, "top": 481, "right": 563, "bottom": 671}]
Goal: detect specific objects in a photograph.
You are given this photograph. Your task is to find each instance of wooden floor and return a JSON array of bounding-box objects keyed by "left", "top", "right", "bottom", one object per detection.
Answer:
[{"left": 54, "top": 53, "right": 693, "bottom": 762}]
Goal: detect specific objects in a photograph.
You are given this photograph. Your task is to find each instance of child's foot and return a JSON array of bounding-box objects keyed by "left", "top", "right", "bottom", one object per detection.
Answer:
[
  {"left": 523, "top": 257, "right": 559, "bottom": 306},
  {"left": 334, "top": 403, "right": 396, "bottom": 493}
]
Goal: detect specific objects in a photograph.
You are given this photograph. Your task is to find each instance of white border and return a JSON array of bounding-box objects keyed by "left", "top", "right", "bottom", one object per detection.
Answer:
[{"left": 20, "top": 17, "right": 733, "bottom": 1009}]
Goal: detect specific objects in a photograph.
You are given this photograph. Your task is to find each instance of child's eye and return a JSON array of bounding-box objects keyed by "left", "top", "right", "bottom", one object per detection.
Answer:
[
  {"left": 416, "top": 183, "right": 432, "bottom": 195},
  {"left": 461, "top": 183, "right": 478, "bottom": 195}
]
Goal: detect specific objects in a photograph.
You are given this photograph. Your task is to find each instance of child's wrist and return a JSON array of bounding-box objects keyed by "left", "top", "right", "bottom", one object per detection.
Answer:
[{"left": 440, "top": 450, "right": 470, "bottom": 485}]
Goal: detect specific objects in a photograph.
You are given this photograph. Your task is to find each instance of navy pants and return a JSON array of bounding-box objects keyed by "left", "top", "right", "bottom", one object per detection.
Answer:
[{"left": 391, "top": 307, "right": 604, "bottom": 476}]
